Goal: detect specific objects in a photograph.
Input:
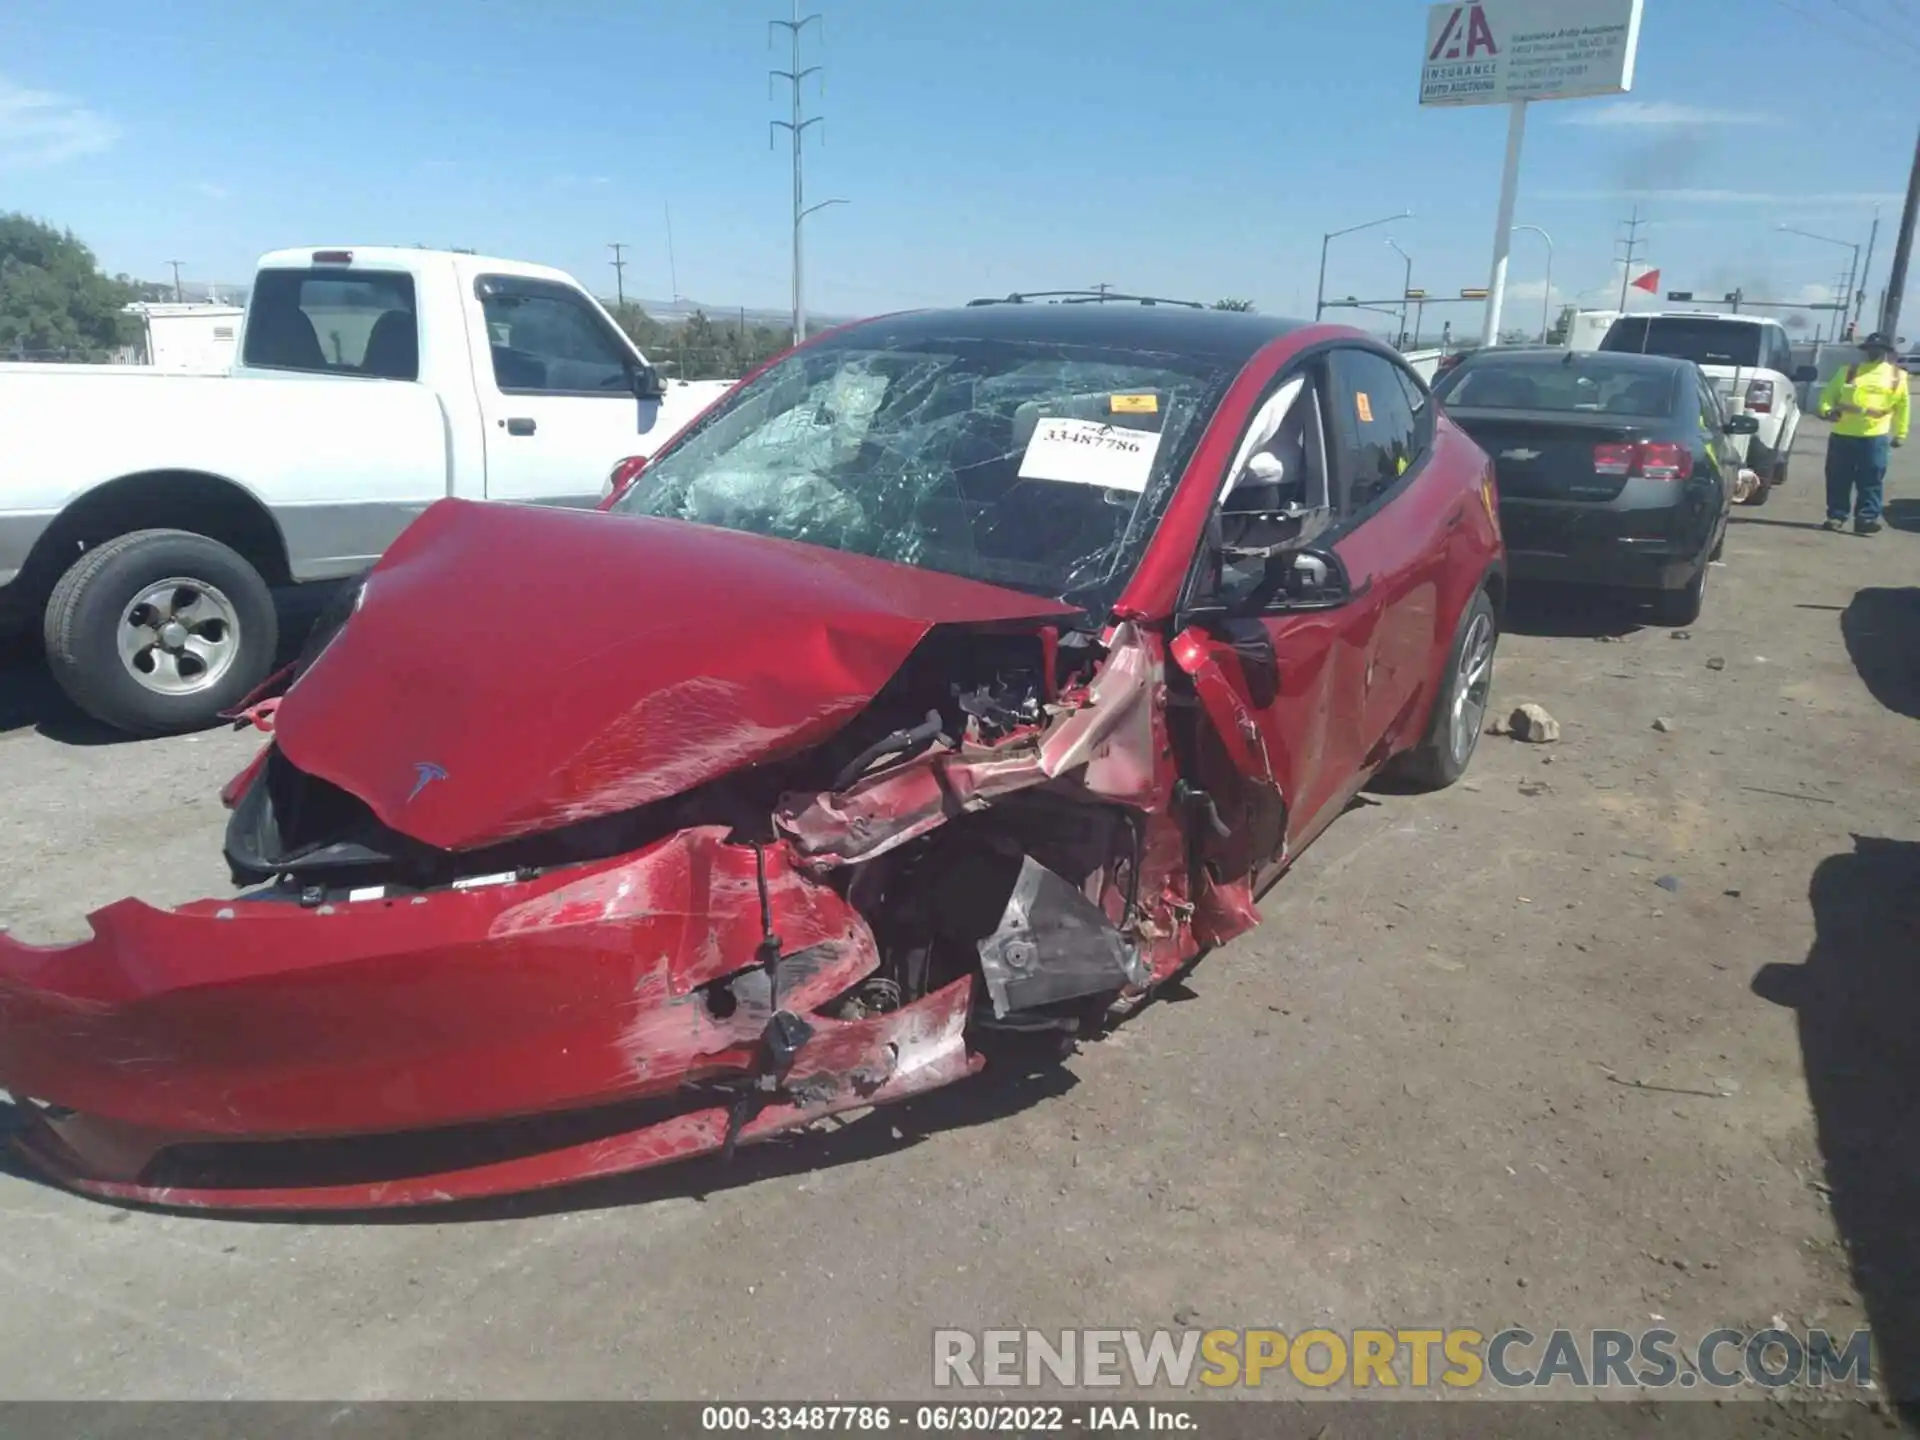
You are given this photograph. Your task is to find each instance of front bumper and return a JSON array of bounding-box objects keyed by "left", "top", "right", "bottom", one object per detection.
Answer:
[{"left": 0, "top": 827, "right": 977, "bottom": 1210}]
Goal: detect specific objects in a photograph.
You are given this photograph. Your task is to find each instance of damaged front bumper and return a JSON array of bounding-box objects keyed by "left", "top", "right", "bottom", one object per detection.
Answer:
[{"left": 0, "top": 826, "right": 977, "bottom": 1210}]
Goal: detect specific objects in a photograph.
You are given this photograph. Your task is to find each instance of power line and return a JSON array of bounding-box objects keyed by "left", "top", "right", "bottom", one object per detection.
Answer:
[
  {"left": 1774, "top": 0, "right": 1920, "bottom": 67},
  {"left": 1824, "top": 0, "right": 1920, "bottom": 54}
]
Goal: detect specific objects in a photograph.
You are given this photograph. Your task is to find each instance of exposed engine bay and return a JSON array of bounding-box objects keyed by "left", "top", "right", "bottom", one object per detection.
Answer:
[
  {"left": 228, "top": 622, "right": 1167, "bottom": 1038},
  {"left": 0, "top": 499, "right": 1272, "bottom": 1210}
]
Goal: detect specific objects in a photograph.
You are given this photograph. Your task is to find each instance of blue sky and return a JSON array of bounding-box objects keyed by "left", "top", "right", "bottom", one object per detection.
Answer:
[{"left": 1, "top": 0, "right": 1914, "bottom": 337}]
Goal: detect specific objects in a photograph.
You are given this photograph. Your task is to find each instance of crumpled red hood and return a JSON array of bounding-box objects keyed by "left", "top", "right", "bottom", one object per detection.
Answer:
[{"left": 273, "top": 499, "right": 1077, "bottom": 852}]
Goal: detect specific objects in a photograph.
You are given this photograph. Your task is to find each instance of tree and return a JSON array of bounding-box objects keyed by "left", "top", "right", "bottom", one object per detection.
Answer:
[
  {"left": 0, "top": 213, "right": 141, "bottom": 360},
  {"left": 1211, "top": 298, "right": 1255, "bottom": 311},
  {"left": 1545, "top": 304, "right": 1575, "bottom": 346},
  {"left": 608, "top": 299, "right": 794, "bottom": 380}
]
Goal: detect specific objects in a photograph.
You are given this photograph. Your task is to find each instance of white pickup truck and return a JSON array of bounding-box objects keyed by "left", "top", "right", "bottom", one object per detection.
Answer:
[{"left": 0, "top": 245, "right": 735, "bottom": 734}]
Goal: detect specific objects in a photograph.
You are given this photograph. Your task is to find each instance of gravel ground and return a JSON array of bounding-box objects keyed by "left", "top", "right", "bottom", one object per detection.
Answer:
[{"left": 0, "top": 419, "right": 1914, "bottom": 1420}]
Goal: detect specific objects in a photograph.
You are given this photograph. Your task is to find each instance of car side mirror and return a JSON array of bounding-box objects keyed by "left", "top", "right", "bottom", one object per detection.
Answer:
[
  {"left": 630, "top": 363, "right": 669, "bottom": 402},
  {"left": 604, "top": 454, "right": 649, "bottom": 503},
  {"left": 1793, "top": 365, "right": 1818, "bottom": 384},
  {"left": 1724, "top": 413, "right": 1761, "bottom": 435},
  {"left": 1221, "top": 544, "right": 1354, "bottom": 614}
]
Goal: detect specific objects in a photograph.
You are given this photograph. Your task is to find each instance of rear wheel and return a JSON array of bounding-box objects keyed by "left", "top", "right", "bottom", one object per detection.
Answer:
[
  {"left": 1387, "top": 587, "right": 1497, "bottom": 792},
  {"left": 1651, "top": 561, "right": 1708, "bottom": 628}
]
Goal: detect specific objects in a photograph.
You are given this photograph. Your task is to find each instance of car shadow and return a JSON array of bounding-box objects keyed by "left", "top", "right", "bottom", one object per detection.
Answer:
[
  {"left": 1885, "top": 499, "right": 1920, "bottom": 534},
  {"left": 1751, "top": 835, "right": 1920, "bottom": 1412},
  {"left": 1501, "top": 581, "right": 1644, "bottom": 640},
  {"left": 0, "top": 584, "right": 345, "bottom": 746},
  {"left": 0, "top": 1041, "right": 1083, "bottom": 1226},
  {"left": 1728, "top": 514, "right": 1840, "bottom": 533},
  {"left": 1840, "top": 587, "right": 1920, "bottom": 721}
]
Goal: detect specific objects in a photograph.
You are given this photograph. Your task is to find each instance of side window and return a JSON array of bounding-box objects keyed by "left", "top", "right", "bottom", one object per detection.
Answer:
[
  {"left": 242, "top": 268, "right": 419, "bottom": 380},
  {"left": 1695, "top": 375, "right": 1722, "bottom": 434},
  {"left": 1205, "top": 366, "right": 1336, "bottom": 609},
  {"left": 477, "top": 278, "right": 635, "bottom": 395},
  {"left": 1327, "top": 348, "right": 1421, "bottom": 517}
]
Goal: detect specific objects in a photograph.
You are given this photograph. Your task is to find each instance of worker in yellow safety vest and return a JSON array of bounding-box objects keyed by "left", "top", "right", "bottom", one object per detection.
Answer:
[{"left": 1817, "top": 331, "right": 1910, "bottom": 535}]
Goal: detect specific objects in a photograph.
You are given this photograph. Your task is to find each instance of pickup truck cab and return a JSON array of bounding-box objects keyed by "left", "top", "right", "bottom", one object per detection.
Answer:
[
  {"left": 1597, "top": 311, "right": 1809, "bottom": 505},
  {"left": 0, "top": 246, "right": 734, "bottom": 735}
]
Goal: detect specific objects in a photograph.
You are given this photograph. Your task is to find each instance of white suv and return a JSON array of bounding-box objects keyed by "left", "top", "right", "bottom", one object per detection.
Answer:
[{"left": 1599, "top": 312, "right": 1806, "bottom": 505}]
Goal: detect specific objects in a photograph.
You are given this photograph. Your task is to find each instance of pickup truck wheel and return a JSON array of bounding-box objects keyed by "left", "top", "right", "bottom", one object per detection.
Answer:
[
  {"left": 1386, "top": 587, "right": 1497, "bottom": 793},
  {"left": 43, "top": 529, "right": 279, "bottom": 736}
]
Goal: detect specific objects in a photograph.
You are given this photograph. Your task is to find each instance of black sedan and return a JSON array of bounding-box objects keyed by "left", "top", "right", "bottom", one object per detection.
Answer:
[{"left": 1430, "top": 348, "right": 1758, "bottom": 627}]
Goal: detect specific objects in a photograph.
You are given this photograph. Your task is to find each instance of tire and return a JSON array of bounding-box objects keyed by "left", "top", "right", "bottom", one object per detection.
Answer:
[
  {"left": 1742, "top": 471, "right": 1772, "bottom": 506},
  {"left": 42, "top": 529, "right": 279, "bottom": 736},
  {"left": 1387, "top": 586, "right": 1497, "bottom": 792},
  {"left": 1651, "top": 562, "right": 1708, "bottom": 628}
]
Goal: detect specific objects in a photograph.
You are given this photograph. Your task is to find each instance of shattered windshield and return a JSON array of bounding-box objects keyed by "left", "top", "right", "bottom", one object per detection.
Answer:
[{"left": 610, "top": 335, "right": 1235, "bottom": 609}]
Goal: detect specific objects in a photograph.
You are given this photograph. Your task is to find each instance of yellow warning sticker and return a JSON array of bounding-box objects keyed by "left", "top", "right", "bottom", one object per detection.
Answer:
[
  {"left": 1355, "top": 391, "right": 1374, "bottom": 424},
  {"left": 1110, "top": 393, "right": 1159, "bottom": 415}
]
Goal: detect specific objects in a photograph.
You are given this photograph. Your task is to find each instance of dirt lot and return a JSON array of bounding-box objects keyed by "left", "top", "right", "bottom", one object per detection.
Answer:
[{"left": 0, "top": 419, "right": 1914, "bottom": 1415}]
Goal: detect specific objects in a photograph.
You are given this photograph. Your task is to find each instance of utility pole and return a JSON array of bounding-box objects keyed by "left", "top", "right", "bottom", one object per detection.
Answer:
[
  {"left": 1878, "top": 124, "right": 1920, "bottom": 343},
  {"left": 608, "top": 242, "right": 628, "bottom": 310},
  {"left": 166, "top": 260, "right": 185, "bottom": 302},
  {"left": 1614, "top": 208, "right": 1645, "bottom": 314},
  {"left": 1090, "top": 282, "right": 1113, "bottom": 301},
  {"left": 770, "top": 2, "right": 845, "bottom": 344},
  {"left": 664, "top": 204, "right": 680, "bottom": 302}
]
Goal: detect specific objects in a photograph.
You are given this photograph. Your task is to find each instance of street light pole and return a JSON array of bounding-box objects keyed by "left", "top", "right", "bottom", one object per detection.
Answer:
[
  {"left": 1512, "top": 224, "right": 1553, "bottom": 343},
  {"left": 1315, "top": 211, "right": 1411, "bottom": 321},
  {"left": 796, "top": 196, "right": 848, "bottom": 340},
  {"left": 1777, "top": 224, "right": 1861, "bottom": 341},
  {"left": 1386, "top": 239, "right": 1412, "bottom": 345},
  {"left": 1854, "top": 206, "right": 1881, "bottom": 335}
]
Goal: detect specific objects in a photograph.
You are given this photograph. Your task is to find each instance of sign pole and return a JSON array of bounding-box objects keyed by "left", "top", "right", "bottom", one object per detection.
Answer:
[{"left": 1480, "top": 99, "right": 1527, "bottom": 347}]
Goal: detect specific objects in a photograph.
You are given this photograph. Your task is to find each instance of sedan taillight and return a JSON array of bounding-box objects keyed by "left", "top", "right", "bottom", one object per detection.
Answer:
[
  {"left": 1593, "top": 440, "right": 1691, "bottom": 482},
  {"left": 1637, "top": 441, "right": 1690, "bottom": 481},
  {"left": 1746, "top": 378, "right": 1774, "bottom": 413}
]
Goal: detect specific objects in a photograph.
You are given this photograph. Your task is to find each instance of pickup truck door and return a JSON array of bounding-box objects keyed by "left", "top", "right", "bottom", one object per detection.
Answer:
[{"left": 471, "top": 274, "right": 671, "bottom": 505}]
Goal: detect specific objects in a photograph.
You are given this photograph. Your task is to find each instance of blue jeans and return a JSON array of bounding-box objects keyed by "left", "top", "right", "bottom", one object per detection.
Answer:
[{"left": 1825, "top": 433, "right": 1891, "bottom": 523}]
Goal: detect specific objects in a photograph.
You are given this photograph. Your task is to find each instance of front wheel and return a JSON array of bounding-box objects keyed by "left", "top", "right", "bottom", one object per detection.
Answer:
[
  {"left": 42, "top": 529, "right": 279, "bottom": 736},
  {"left": 1387, "top": 586, "right": 1498, "bottom": 792}
]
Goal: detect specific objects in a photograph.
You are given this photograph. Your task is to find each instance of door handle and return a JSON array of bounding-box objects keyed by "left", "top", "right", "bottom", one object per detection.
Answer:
[{"left": 504, "top": 417, "right": 537, "bottom": 437}]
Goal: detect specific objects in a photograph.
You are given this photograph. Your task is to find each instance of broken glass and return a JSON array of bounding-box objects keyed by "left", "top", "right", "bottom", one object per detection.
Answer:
[{"left": 611, "top": 336, "right": 1237, "bottom": 611}]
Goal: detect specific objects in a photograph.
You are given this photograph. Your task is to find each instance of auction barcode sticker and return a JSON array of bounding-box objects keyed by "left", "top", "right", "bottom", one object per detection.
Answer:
[{"left": 1017, "top": 416, "right": 1164, "bottom": 493}]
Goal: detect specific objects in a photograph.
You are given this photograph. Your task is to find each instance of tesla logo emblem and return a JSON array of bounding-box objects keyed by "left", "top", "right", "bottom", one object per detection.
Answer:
[
  {"left": 1500, "top": 448, "right": 1541, "bottom": 462},
  {"left": 1430, "top": 3, "right": 1499, "bottom": 60},
  {"left": 408, "top": 761, "right": 448, "bottom": 802}
]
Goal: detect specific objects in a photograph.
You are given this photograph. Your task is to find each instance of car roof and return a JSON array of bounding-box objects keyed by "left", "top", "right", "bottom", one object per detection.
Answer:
[
  {"left": 1449, "top": 347, "right": 1694, "bottom": 375},
  {"left": 823, "top": 303, "right": 1312, "bottom": 365},
  {"left": 1620, "top": 311, "right": 1780, "bottom": 327}
]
